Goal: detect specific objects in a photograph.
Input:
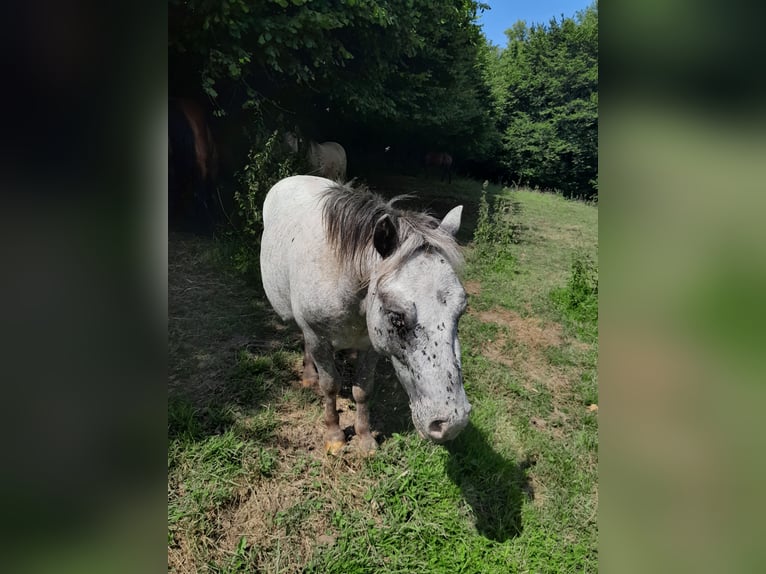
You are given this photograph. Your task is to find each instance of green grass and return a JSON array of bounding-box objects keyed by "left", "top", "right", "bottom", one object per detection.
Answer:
[{"left": 168, "top": 180, "right": 598, "bottom": 573}]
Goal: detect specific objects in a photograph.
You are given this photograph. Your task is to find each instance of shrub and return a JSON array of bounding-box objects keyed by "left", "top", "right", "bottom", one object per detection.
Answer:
[
  {"left": 222, "top": 131, "right": 299, "bottom": 279},
  {"left": 551, "top": 253, "right": 598, "bottom": 339},
  {"left": 473, "top": 190, "right": 523, "bottom": 261}
]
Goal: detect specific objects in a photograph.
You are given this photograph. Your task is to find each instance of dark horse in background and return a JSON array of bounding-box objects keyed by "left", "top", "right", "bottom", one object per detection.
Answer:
[
  {"left": 169, "top": 98, "right": 219, "bottom": 232},
  {"left": 424, "top": 151, "right": 453, "bottom": 184}
]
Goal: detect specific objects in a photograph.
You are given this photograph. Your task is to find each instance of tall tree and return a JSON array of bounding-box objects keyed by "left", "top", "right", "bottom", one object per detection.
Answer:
[{"left": 486, "top": 3, "right": 598, "bottom": 197}]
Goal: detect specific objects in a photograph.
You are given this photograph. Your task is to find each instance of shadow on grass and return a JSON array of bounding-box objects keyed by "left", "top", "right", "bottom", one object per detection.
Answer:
[
  {"left": 333, "top": 353, "right": 414, "bottom": 443},
  {"left": 340, "top": 359, "right": 533, "bottom": 543},
  {"left": 367, "top": 359, "right": 414, "bottom": 440},
  {"left": 168, "top": 232, "right": 311, "bottom": 442},
  {"left": 445, "top": 422, "right": 533, "bottom": 542}
]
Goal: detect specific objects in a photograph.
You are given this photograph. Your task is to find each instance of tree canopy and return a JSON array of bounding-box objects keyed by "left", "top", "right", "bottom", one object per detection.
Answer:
[
  {"left": 169, "top": 0, "right": 598, "bottom": 197},
  {"left": 486, "top": 4, "right": 598, "bottom": 197}
]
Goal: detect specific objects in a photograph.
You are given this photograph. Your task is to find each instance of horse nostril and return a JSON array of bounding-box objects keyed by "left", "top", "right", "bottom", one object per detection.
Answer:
[{"left": 428, "top": 419, "right": 447, "bottom": 437}]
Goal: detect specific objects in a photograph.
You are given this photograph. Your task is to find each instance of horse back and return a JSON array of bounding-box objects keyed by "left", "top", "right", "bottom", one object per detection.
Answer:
[
  {"left": 261, "top": 176, "right": 363, "bottom": 335},
  {"left": 311, "top": 141, "right": 347, "bottom": 180},
  {"left": 261, "top": 176, "right": 335, "bottom": 320}
]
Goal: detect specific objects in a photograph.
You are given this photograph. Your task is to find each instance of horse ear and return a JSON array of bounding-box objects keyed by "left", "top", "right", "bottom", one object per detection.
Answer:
[
  {"left": 373, "top": 215, "right": 398, "bottom": 258},
  {"left": 439, "top": 205, "right": 463, "bottom": 236}
]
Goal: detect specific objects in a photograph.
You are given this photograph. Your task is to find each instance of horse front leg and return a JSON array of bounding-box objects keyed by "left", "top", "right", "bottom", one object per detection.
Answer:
[
  {"left": 301, "top": 343, "right": 318, "bottom": 388},
  {"left": 353, "top": 349, "right": 380, "bottom": 454},
  {"left": 303, "top": 332, "right": 346, "bottom": 454}
]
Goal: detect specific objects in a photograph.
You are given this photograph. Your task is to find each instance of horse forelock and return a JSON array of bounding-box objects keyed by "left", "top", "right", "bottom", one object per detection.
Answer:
[{"left": 321, "top": 183, "right": 463, "bottom": 285}]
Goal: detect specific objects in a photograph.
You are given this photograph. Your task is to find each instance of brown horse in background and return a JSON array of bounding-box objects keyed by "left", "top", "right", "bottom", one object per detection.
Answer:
[
  {"left": 169, "top": 98, "right": 219, "bottom": 232},
  {"left": 424, "top": 151, "right": 453, "bottom": 183}
]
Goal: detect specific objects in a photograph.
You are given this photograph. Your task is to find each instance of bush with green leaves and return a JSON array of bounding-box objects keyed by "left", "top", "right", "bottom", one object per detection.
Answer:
[
  {"left": 472, "top": 189, "right": 523, "bottom": 261},
  {"left": 170, "top": 0, "right": 496, "bottom": 163},
  {"left": 551, "top": 253, "right": 598, "bottom": 340},
  {"left": 224, "top": 131, "right": 299, "bottom": 278}
]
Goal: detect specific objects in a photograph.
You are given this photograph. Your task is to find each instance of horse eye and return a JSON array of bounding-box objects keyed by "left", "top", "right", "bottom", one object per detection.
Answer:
[{"left": 388, "top": 312, "right": 406, "bottom": 329}]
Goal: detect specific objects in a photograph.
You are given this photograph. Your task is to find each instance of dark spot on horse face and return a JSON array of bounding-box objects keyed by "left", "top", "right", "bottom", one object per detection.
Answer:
[
  {"left": 436, "top": 289, "right": 448, "bottom": 306},
  {"left": 291, "top": 237, "right": 295, "bottom": 243},
  {"left": 389, "top": 311, "right": 412, "bottom": 339}
]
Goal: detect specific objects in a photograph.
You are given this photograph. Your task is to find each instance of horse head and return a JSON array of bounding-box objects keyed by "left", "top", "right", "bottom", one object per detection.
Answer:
[{"left": 365, "top": 206, "right": 470, "bottom": 442}]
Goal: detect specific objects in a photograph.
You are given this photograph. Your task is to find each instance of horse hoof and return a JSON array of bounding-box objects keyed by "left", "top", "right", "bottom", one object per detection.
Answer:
[
  {"left": 324, "top": 440, "right": 346, "bottom": 455},
  {"left": 357, "top": 435, "right": 378, "bottom": 455}
]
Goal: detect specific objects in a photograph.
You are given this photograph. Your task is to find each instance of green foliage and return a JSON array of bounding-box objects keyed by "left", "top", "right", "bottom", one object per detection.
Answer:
[
  {"left": 225, "top": 131, "right": 298, "bottom": 278},
  {"left": 473, "top": 189, "right": 492, "bottom": 247},
  {"left": 472, "top": 190, "right": 522, "bottom": 261},
  {"left": 171, "top": 0, "right": 597, "bottom": 208},
  {"left": 486, "top": 3, "right": 598, "bottom": 197},
  {"left": 566, "top": 256, "right": 599, "bottom": 317},
  {"left": 551, "top": 253, "right": 599, "bottom": 340},
  {"left": 170, "top": 0, "right": 498, "bottom": 164}
]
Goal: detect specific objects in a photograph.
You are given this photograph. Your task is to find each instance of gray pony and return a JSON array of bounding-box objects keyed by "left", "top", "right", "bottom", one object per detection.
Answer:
[
  {"left": 284, "top": 132, "right": 347, "bottom": 181},
  {"left": 260, "top": 175, "right": 471, "bottom": 453}
]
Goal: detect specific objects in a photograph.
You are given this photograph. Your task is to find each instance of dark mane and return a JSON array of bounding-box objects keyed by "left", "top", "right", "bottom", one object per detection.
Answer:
[{"left": 320, "top": 182, "right": 462, "bottom": 283}]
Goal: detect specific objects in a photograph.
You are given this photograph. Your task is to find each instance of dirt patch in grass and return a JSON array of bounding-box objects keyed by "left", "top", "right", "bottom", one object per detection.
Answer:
[
  {"left": 221, "top": 478, "right": 327, "bottom": 569},
  {"left": 474, "top": 308, "right": 564, "bottom": 385},
  {"left": 472, "top": 306, "right": 585, "bottom": 414},
  {"left": 464, "top": 280, "right": 482, "bottom": 296},
  {"left": 476, "top": 308, "right": 563, "bottom": 348},
  {"left": 216, "top": 437, "right": 378, "bottom": 573},
  {"left": 273, "top": 400, "right": 323, "bottom": 451},
  {"left": 168, "top": 538, "right": 195, "bottom": 574}
]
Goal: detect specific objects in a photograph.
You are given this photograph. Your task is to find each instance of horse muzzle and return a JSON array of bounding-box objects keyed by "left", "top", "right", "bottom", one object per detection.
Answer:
[{"left": 414, "top": 401, "right": 471, "bottom": 443}]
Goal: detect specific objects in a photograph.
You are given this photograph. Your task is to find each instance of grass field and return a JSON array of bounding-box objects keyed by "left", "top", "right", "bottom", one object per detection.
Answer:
[{"left": 168, "top": 176, "right": 598, "bottom": 573}]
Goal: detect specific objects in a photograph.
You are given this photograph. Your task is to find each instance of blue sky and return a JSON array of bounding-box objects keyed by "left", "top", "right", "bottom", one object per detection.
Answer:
[{"left": 478, "top": 1, "right": 593, "bottom": 47}]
